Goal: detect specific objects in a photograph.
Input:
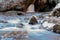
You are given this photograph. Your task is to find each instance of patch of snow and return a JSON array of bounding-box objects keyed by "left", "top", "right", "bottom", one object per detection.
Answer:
[
  {"left": 53, "top": 3, "right": 60, "bottom": 10},
  {"left": 27, "top": 4, "right": 35, "bottom": 12},
  {"left": 42, "top": 21, "right": 55, "bottom": 30}
]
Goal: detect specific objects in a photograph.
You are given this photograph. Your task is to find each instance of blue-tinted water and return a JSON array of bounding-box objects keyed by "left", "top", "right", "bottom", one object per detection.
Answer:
[{"left": 0, "top": 13, "right": 60, "bottom": 40}]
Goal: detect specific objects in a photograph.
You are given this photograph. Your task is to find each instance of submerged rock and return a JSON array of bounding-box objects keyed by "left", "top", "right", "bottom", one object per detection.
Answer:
[
  {"left": 53, "top": 25, "right": 60, "bottom": 34},
  {"left": 29, "top": 15, "right": 38, "bottom": 25}
]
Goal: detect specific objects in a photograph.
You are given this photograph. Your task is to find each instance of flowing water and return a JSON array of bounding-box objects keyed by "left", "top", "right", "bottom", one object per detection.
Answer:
[{"left": 0, "top": 12, "right": 60, "bottom": 40}]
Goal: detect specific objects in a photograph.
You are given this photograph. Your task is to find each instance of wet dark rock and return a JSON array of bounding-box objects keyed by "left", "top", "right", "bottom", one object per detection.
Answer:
[
  {"left": 29, "top": 16, "right": 38, "bottom": 25},
  {"left": 17, "top": 12, "right": 24, "bottom": 15},
  {"left": 53, "top": 25, "right": 60, "bottom": 34}
]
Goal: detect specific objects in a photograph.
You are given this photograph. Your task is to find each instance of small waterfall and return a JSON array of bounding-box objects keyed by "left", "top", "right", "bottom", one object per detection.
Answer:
[{"left": 26, "top": 4, "right": 35, "bottom": 12}]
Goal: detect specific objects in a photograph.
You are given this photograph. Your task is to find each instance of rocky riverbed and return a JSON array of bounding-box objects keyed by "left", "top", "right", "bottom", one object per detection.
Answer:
[{"left": 0, "top": 12, "right": 60, "bottom": 40}]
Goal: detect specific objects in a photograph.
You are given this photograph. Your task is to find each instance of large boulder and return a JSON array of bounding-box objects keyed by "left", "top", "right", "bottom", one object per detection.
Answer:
[
  {"left": 0, "top": 0, "right": 35, "bottom": 12},
  {"left": 49, "top": 3, "right": 60, "bottom": 17},
  {"left": 29, "top": 16, "right": 38, "bottom": 25},
  {"left": 53, "top": 25, "right": 60, "bottom": 34}
]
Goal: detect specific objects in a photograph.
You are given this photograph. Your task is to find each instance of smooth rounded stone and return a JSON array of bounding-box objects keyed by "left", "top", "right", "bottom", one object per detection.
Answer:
[
  {"left": 29, "top": 15, "right": 38, "bottom": 25},
  {"left": 53, "top": 25, "right": 60, "bottom": 34},
  {"left": 49, "top": 3, "right": 60, "bottom": 17}
]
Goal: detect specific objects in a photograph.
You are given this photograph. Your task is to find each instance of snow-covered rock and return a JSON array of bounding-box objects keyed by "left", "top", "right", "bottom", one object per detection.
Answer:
[
  {"left": 42, "top": 21, "right": 55, "bottom": 31},
  {"left": 27, "top": 4, "right": 35, "bottom": 12},
  {"left": 49, "top": 3, "right": 60, "bottom": 17}
]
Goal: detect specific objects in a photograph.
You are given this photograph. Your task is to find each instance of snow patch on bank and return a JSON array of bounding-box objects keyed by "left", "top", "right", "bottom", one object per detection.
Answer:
[{"left": 42, "top": 21, "right": 55, "bottom": 31}]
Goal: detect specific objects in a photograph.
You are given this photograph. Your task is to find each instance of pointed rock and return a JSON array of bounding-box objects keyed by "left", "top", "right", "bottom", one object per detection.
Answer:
[{"left": 29, "top": 15, "right": 38, "bottom": 25}]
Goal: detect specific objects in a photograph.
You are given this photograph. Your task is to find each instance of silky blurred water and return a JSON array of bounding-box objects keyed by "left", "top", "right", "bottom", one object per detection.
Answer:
[{"left": 0, "top": 12, "right": 60, "bottom": 40}]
